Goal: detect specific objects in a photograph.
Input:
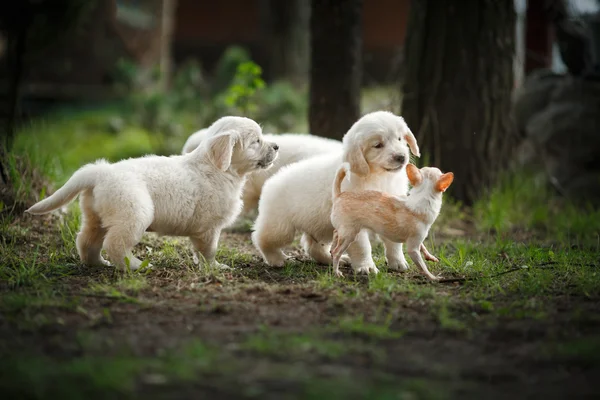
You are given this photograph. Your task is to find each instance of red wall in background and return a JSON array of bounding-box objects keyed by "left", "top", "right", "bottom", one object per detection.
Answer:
[
  {"left": 363, "top": 0, "right": 409, "bottom": 49},
  {"left": 175, "top": 0, "right": 261, "bottom": 44},
  {"left": 173, "top": 0, "right": 412, "bottom": 83}
]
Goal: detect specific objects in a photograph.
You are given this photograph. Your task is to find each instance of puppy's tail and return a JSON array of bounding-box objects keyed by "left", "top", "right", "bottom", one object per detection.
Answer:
[
  {"left": 333, "top": 162, "right": 350, "bottom": 200},
  {"left": 25, "top": 161, "right": 106, "bottom": 215}
]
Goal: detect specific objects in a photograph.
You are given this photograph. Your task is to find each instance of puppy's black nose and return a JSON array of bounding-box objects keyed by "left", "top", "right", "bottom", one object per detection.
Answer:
[
  {"left": 393, "top": 154, "right": 406, "bottom": 163},
  {"left": 272, "top": 143, "right": 279, "bottom": 151}
]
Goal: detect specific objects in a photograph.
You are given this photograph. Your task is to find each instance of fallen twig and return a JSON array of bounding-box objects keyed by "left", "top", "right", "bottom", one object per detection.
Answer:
[{"left": 436, "top": 261, "right": 597, "bottom": 285}]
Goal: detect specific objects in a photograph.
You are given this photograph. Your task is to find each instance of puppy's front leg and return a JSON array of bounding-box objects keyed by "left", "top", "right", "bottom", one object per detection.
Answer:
[
  {"left": 190, "top": 229, "right": 230, "bottom": 269},
  {"left": 382, "top": 238, "right": 409, "bottom": 271},
  {"left": 346, "top": 230, "right": 379, "bottom": 274}
]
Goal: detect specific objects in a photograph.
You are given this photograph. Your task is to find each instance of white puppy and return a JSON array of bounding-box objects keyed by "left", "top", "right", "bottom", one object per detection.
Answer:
[
  {"left": 182, "top": 130, "right": 343, "bottom": 215},
  {"left": 26, "top": 116, "right": 279, "bottom": 270},
  {"left": 252, "top": 111, "right": 420, "bottom": 274}
]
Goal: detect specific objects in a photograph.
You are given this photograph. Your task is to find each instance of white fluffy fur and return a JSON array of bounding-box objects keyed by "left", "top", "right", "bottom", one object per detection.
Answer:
[
  {"left": 252, "top": 110, "right": 421, "bottom": 274},
  {"left": 182, "top": 130, "right": 343, "bottom": 214},
  {"left": 26, "top": 116, "right": 278, "bottom": 270}
]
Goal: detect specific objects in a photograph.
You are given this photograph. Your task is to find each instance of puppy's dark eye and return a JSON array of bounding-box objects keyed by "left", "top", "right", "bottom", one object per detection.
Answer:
[
  {"left": 398, "top": 137, "right": 403, "bottom": 141},
  {"left": 374, "top": 143, "right": 384, "bottom": 149},
  {"left": 255, "top": 139, "right": 260, "bottom": 144}
]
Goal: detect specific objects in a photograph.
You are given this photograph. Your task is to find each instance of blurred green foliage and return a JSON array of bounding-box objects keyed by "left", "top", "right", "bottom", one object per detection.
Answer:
[{"left": 110, "top": 45, "right": 307, "bottom": 144}]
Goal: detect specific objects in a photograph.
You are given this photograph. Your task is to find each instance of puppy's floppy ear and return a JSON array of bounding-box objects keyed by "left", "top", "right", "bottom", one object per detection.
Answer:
[
  {"left": 207, "top": 131, "right": 236, "bottom": 171},
  {"left": 406, "top": 164, "right": 422, "bottom": 186},
  {"left": 403, "top": 128, "right": 421, "bottom": 157},
  {"left": 435, "top": 172, "right": 454, "bottom": 192},
  {"left": 343, "top": 143, "right": 370, "bottom": 177}
]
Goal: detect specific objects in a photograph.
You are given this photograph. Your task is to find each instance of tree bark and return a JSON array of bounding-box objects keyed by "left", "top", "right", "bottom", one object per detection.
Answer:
[
  {"left": 0, "top": 24, "right": 27, "bottom": 185},
  {"left": 309, "top": 0, "right": 362, "bottom": 140},
  {"left": 262, "top": 0, "right": 309, "bottom": 84},
  {"left": 402, "top": 0, "right": 517, "bottom": 205},
  {"left": 159, "top": 0, "right": 177, "bottom": 91}
]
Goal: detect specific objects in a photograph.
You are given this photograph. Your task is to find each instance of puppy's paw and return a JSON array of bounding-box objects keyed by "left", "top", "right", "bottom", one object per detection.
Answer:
[
  {"left": 214, "top": 262, "right": 232, "bottom": 270},
  {"left": 125, "top": 257, "right": 148, "bottom": 271},
  {"left": 89, "top": 257, "right": 111, "bottom": 267},
  {"left": 334, "top": 269, "right": 344, "bottom": 278},
  {"left": 339, "top": 255, "right": 352, "bottom": 266},
  {"left": 99, "top": 258, "right": 112, "bottom": 267},
  {"left": 424, "top": 254, "right": 439, "bottom": 263},
  {"left": 386, "top": 259, "right": 409, "bottom": 271},
  {"left": 355, "top": 266, "right": 370, "bottom": 275},
  {"left": 426, "top": 273, "right": 442, "bottom": 281},
  {"left": 137, "top": 262, "right": 154, "bottom": 271},
  {"left": 262, "top": 252, "right": 290, "bottom": 267},
  {"left": 355, "top": 262, "right": 378, "bottom": 275}
]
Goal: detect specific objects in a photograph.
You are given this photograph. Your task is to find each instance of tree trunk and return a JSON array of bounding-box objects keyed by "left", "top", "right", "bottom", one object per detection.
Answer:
[
  {"left": 0, "top": 25, "right": 27, "bottom": 185},
  {"left": 262, "top": 0, "right": 309, "bottom": 84},
  {"left": 309, "top": 0, "right": 362, "bottom": 140},
  {"left": 402, "top": 0, "right": 517, "bottom": 204},
  {"left": 159, "top": 0, "right": 177, "bottom": 91}
]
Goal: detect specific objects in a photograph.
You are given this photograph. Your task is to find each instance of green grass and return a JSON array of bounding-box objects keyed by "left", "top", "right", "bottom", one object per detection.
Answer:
[
  {"left": 0, "top": 336, "right": 451, "bottom": 400},
  {"left": 302, "top": 377, "right": 449, "bottom": 400},
  {"left": 0, "top": 247, "right": 46, "bottom": 288},
  {"left": 545, "top": 337, "right": 600, "bottom": 367},
  {"left": 433, "top": 299, "right": 468, "bottom": 332},
  {"left": 6, "top": 105, "right": 194, "bottom": 208},
  {"left": 0, "top": 289, "right": 69, "bottom": 314},
  {"left": 87, "top": 280, "right": 147, "bottom": 302},
  {"left": 336, "top": 314, "right": 404, "bottom": 340},
  {"left": 473, "top": 171, "right": 600, "bottom": 246},
  {"left": 0, "top": 222, "right": 76, "bottom": 289},
  {"left": 242, "top": 326, "right": 348, "bottom": 360},
  {"left": 0, "top": 339, "right": 223, "bottom": 400},
  {"left": 2, "top": 102, "right": 600, "bottom": 399},
  {"left": 13, "top": 107, "right": 158, "bottom": 183}
]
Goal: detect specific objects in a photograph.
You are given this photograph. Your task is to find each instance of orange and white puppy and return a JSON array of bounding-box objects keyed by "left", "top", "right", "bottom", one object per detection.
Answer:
[{"left": 330, "top": 162, "right": 454, "bottom": 280}]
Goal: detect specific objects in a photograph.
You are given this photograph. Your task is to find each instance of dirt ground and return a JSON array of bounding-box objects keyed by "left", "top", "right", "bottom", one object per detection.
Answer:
[{"left": 1, "top": 213, "right": 599, "bottom": 400}]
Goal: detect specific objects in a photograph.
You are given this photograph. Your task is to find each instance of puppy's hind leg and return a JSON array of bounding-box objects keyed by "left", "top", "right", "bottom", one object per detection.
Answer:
[
  {"left": 301, "top": 233, "right": 336, "bottom": 265},
  {"left": 102, "top": 196, "right": 153, "bottom": 271},
  {"left": 76, "top": 190, "right": 109, "bottom": 267},
  {"left": 252, "top": 220, "right": 295, "bottom": 267},
  {"left": 190, "top": 228, "right": 228, "bottom": 269},
  {"left": 331, "top": 229, "right": 358, "bottom": 277},
  {"left": 420, "top": 243, "right": 439, "bottom": 262},
  {"left": 330, "top": 230, "right": 339, "bottom": 255},
  {"left": 241, "top": 187, "right": 260, "bottom": 217},
  {"left": 406, "top": 238, "right": 440, "bottom": 281}
]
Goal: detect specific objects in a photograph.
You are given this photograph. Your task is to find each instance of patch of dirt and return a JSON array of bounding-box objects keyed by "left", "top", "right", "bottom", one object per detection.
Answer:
[{"left": 1, "top": 221, "right": 599, "bottom": 399}]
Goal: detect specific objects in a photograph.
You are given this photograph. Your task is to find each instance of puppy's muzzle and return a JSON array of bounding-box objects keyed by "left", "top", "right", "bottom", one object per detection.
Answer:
[
  {"left": 384, "top": 154, "right": 406, "bottom": 171},
  {"left": 258, "top": 142, "right": 279, "bottom": 169},
  {"left": 393, "top": 154, "right": 406, "bottom": 164}
]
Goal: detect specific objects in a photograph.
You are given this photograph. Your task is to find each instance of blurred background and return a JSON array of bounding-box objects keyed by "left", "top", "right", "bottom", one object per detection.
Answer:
[
  {"left": 1, "top": 0, "right": 599, "bottom": 213},
  {"left": 2, "top": 3, "right": 600, "bottom": 398}
]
